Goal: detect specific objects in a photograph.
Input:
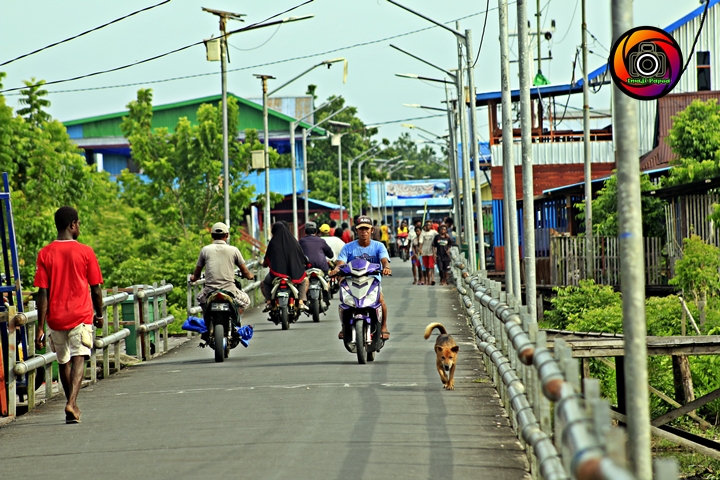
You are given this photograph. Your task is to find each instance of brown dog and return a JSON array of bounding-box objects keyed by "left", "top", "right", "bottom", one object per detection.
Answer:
[{"left": 424, "top": 322, "right": 459, "bottom": 390}]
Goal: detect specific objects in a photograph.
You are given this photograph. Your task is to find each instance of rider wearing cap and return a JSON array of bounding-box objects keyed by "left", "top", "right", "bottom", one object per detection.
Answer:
[
  {"left": 190, "top": 222, "right": 255, "bottom": 311},
  {"left": 330, "top": 215, "right": 392, "bottom": 340},
  {"left": 300, "top": 222, "right": 333, "bottom": 273},
  {"left": 319, "top": 223, "right": 345, "bottom": 261}
]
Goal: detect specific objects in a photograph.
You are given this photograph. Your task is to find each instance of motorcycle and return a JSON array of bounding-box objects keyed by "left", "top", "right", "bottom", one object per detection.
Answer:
[
  {"left": 306, "top": 267, "right": 330, "bottom": 323},
  {"left": 202, "top": 290, "right": 243, "bottom": 363},
  {"left": 336, "top": 258, "right": 386, "bottom": 364},
  {"left": 269, "top": 276, "right": 301, "bottom": 330},
  {"left": 397, "top": 233, "right": 409, "bottom": 262},
  {"left": 327, "top": 260, "right": 340, "bottom": 299}
]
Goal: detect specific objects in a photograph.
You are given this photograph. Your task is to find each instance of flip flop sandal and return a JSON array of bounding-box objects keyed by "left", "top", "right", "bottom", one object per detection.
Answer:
[
  {"left": 338, "top": 331, "right": 344, "bottom": 339},
  {"left": 381, "top": 331, "right": 390, "bottom": 340},
  {"left": 65, "top": 411, "right": 81, "bottom": 424}
]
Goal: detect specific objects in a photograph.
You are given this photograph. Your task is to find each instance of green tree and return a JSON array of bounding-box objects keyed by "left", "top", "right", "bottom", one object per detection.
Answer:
[
  {"left": 669, "top": 234, "right": 720, "bottom": 326},
  {"left": 575, "top": 173, "right": 667, "bottom": 238},
  {"left": 666, "top": 99, "right": 720, "bottom": 186},
  {"left": 382, "top": 132, "right": 446, "bottom": 180},
  {"left": 119, "top": 89, "right": 262, "bottom": 235},
  {"left": 0, "top": 77, "right": 115, "bottom": 281}
]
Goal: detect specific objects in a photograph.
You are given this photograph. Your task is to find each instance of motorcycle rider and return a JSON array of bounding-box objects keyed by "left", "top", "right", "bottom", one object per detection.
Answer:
[
  {"left": 190, "top": 222, "right": 255, "bottom": 312},
  {"left": 319, "top": 223, "right": 345, "bottom": 261},
  {"left": 262, "top": 222, "right": 309, "bottom": 312},
  {"left": 300, "top": 221, "right": 334, "bottom": 308},
  {"left": 396, "top": 220, "right": 409, "bottom": 257},
  {"left": 330, "top": 215, "right": 392, "bottom": 340}
]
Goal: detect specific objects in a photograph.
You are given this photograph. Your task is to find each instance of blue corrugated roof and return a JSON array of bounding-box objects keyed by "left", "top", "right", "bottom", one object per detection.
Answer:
[
  {"left": 477, "top": 0, "right": 719, "bottom": 102},
  {"left": 243, "top": 169, "right": 304, "bottom": 196},
  {"left": 299, "top": 196, "right": 345, "bottom": 210},
  {"left": 541, "top": 167, "right": 671, "bottom": 195}
]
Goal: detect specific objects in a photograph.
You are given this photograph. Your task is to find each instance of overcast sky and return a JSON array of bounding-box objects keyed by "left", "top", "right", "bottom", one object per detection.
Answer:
[{"left": 0, "top": 0, "right": 694, "bottom": 150}]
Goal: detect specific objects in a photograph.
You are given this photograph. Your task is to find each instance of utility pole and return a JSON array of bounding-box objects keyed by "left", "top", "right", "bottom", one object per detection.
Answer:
[
  {"left": 536, "top": 0, "right": 542, "bottom": 74},
  {"left": 582, "top": 0, "right": 594, "bottom": 280},
  {"left": 464, "top": 28, "right": 486, "bottom": 271},
  {"left": 255, "top": 74, "right": 275, "bottom": 242},
  {"left": 445, "top": 86, "right": 461, "bottom": 233},
  {"left": 203, "top": 8, "right": 245, "bottom": 229},
  {"left": 290, "top": 123, "right": 299, "bottom": 237},
  {"left": 518, "top": 0, "right": 537, "bottom": 319},
  {"left": 302, "top": 128, "right": 309, "bottom": 227},
  {"left": 455, "top": 25, "right": 477, "bottom": 271},
  {"left": 612, "top": 0, "right": 652, "bottom": 478},
  {"left": 499, "top": 0, "right": 521, "bottom": 298}
]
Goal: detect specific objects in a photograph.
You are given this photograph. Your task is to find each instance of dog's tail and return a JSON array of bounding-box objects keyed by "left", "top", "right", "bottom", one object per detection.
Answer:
[{"left": 424, "top": 322, "right": 447, "bottom": 339}]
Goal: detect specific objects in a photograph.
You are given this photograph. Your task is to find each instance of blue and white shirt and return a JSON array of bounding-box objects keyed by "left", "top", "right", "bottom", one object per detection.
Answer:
[{"left": 338, "top": 240, "right": 390, "bottom": 280}]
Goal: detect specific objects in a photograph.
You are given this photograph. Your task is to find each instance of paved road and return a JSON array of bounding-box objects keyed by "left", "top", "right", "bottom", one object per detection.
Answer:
[{"left": 0, "top": 261, "right": 528, "bottom": 480}]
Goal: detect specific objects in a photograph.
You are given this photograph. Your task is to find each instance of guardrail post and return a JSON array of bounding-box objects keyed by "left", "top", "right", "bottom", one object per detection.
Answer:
[
  {"left": 535, "top": 329, "right": 552, "bottom": 436},
  {"left": 161, "top": 280, "right": 169, "bottom": 353},
  {"left": 153, "top": 282, "right": 161, "bottom": 356},
  {"left": 27, "top": 302, "right": 36, "bottom": 411},
  {"left": 102, "top": 290, "right": 109, "bottom": 379},
  {"left": 113, "top": 286, "right": 121, "bottom": 373},
  {"left": 133, "top": 286, "right": 141, "bottom": 361},
  {"left": 7, "top": 305, "right": 17, "bottom": 416},
  {"left": 142, "top": 287, "right": 151, "bottom": 361}
]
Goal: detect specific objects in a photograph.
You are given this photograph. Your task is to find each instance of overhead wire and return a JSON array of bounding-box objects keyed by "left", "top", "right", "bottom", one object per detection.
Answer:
[
  {"left": 471, "top": 0, "right": 491, "bottom": 68},
  {"left": 368, "top": 113, "right": 445, "bottom": 126},
  {"left": 4, "top": 3, "right": 508, "bottom": 96},
  {"left": 0, "top": 0, "right": 173, "bottom": 67},
  {"left": 229, "top": 25, "right": 281, "bottom": 51},
  {"left": 0, "top": 0, "right": 313, "bottom": 94},
  {"left": 554, "top": 0, "right": 579, "bottom": 44}
]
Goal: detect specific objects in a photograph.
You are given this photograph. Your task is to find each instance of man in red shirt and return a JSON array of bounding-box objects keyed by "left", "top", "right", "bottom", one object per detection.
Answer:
[{"left": 34, "top": 206, "right": 104, "bottom": 424}]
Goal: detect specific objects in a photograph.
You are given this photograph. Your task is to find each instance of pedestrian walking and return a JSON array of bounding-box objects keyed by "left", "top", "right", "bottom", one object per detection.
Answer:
[{"left": 34, "top": 206, "right": 104, "bottom": 424}]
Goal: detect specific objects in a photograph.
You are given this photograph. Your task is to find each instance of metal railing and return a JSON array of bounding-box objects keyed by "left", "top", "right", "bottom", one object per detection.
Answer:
[
  {"left": 3, "top": 281, "right": 175, "bottom": 418},
  {"left": 186, "top": 260, "right": 265, "bottom": 322},
  {"left": 450, "top": 249, "right": 660, "bottom": 480}
]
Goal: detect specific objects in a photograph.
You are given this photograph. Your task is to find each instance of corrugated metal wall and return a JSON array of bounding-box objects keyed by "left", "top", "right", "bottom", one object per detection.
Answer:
[
  {"left": 637, "top": 2, "right": 720, "bottom": 153},
  {"left": 490, "top": 141, "right": 615, "bottom": 167}
]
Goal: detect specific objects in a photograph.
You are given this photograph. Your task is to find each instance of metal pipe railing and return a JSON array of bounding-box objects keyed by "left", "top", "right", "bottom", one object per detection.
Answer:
[
  {"left": 3, "top": 281, "right": 178, "bottom": 419},
  {"left": 450, "top": 249, "right": 638, "bottom": 479}
]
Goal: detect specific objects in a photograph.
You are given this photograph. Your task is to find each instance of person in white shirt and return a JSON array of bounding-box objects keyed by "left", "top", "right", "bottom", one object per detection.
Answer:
[
  {"left": 418, "top": 220, "right": 438, "bottom": 285},
  {"left": 319, "top": 223, "right": 345, "bottom": 262}
]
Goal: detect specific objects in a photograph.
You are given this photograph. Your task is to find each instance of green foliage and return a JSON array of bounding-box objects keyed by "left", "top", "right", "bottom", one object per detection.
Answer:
[
  {"left": 542, "top": 280, "right": 621, "bottom": 330},
  {"left": 669, "top": 234, "right": 720, "bottom": 305},
  {"left": 575, "top": 173, "right": 667, "bottom": 238},
  {"left": 119, "top": 89, "right": 259, "bottom": 235},
  {"left": 666, "top": 98, "right": 720, "bottom": 185}
]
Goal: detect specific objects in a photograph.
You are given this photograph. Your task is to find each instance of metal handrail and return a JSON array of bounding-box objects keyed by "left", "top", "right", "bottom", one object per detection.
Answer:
[{"left": 451, "top": 249, "right": 636, "bottom": 480}]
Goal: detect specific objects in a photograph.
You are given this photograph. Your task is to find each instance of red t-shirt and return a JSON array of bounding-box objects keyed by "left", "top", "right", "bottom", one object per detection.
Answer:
[
  {"left": 33, "top": 240, "right": 104, "bottom": 331},
  {"left": 341, "top": 229, "right": 353, "bottom": 244}
]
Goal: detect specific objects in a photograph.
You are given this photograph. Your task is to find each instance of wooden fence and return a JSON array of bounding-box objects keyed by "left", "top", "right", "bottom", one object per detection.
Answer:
[{"left": 542, "top": 236, "right": 667, "bottom": 287}]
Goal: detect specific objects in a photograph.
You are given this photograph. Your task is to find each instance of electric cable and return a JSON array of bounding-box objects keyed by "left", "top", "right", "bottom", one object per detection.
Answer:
[
  {"left": 0, "top": 0, "right": 313, "bottom": 94},
  {"left": 368, "top": 113, "right": 445, "bottom": 126},
  {"left": 4, "top": 4, "right": 510, "bottom": 96},
  {"left": 0, "top": 0, "right": 172, "bottom": 67},
  {"left": 678, "top": 0, "right": 710, "bottom": 79},
  {"left": 471, "top": 0, "right": 491, "bottom": 68},
  {"left": 554, "top": 0, "right": 579, "bottom": 44},
  {"left": 229, "top": 25, "right": 281, "bottom": 51}
]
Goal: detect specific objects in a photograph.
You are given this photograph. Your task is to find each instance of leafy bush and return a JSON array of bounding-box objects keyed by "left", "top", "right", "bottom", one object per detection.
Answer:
[{"left": 542, "top": 280, "right": 621, "bottom": 330}]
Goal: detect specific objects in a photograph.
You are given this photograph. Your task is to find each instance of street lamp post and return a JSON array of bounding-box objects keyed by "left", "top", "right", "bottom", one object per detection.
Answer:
[
  {"left": 388, "top": 0, "right": 484, "bottom": 271},
  {"left": 204, "top": 10, "right": 313, "bottom": 234},
  {"left": 347, "top": 146, "right": 380, "bottom": 221},
  {"left": 254, "top": 74, "right": 275, "bottom": 243},
  {"left": 329, "top": 120, "right": 351, "bottom": 223}
]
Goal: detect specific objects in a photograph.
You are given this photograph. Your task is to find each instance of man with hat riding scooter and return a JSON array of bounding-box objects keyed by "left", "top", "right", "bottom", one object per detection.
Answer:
[{"left": 330, "top": 215, "right": 392, "bottom": 340}]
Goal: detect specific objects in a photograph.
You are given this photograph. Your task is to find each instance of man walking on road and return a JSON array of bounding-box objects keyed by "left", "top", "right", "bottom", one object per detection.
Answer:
[
  {"left": 34, "top": 206, "right": 104, "bottom": 424},
  {"left": 419, "top": 220, "right": 438, "bottom": 286}
]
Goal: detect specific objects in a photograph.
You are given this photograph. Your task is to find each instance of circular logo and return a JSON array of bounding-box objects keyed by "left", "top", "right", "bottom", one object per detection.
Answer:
[{"left": 608, "top": 26, "right": 683, "bottom": 101}]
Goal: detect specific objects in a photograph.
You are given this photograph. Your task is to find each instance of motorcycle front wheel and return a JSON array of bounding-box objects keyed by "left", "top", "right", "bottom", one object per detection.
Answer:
[
  {"left": 355, "top": 321, "right": 367, "bottom": 365},
  {"left": 280, "top": 306, "right": 290, "bottom": 330},
  {"left": 214, "top": 324, "right": 225, "bottom": 363}
]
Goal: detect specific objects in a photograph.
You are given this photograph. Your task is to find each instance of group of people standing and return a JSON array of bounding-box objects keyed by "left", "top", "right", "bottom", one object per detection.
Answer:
[{"left": 406, "top": 217, "right": 455, "bottom": 286}]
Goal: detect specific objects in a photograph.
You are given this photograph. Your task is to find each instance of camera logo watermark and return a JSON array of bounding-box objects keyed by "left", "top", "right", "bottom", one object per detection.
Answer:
[{"left": 608, "top": 26, "right": 683, "bottom": 100}]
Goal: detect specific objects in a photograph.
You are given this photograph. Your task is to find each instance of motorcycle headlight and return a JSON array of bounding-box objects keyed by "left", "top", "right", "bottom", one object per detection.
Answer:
[{"left": 340, "top": 287, "right": 355, "bottom": 307}]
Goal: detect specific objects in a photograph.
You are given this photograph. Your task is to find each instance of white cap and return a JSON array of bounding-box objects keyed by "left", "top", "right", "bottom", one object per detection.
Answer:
[{"left": 211, "top": 222, "right": 229, "bottom": 234}]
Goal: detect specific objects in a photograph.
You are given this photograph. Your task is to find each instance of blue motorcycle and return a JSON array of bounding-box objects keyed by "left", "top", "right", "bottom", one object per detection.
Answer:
[{"left": 336, "top": 258, "right": 385, "bottom": 364}]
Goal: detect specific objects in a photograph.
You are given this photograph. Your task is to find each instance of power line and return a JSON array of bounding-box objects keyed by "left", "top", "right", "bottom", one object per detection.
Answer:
[
  {"left": 471, "top": 0, "right": 491, "bottom": 68},
  {"left": 0, "top": 0, "right": 313, "bottom": 94},
  {"left": 0, "top": 0, "right": 173, "bottom": 67},
  {"left": 368, "top": 113, "right": 445, "bottom": 126},
  {"left": 4, "top": 3, "right": 508, "bottom": 96},
  {"left": 554, "top": 0, "right": 579, "bottom": 44}
]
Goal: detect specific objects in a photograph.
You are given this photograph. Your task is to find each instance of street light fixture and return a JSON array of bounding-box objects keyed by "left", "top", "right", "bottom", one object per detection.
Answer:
[
  {"left": 253, "top": 73, "right": 275, "bottom": 243},
  {"left": 329, "top": 120, "right": 352, "bottom": 222},
  {"left": 204, "top": 8, "right": 313, "bottom": 232}
]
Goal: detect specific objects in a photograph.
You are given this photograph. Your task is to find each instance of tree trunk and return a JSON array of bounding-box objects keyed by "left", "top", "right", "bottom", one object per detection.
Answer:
[
  {"left": 699, "top": 291, "right": 707, "bottom": 328},
  {"left": 672, "top": 355, "right": 695, "bottom": 407}
]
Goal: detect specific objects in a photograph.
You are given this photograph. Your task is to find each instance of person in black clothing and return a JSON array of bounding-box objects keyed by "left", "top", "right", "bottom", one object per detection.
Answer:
[
  {"left": 262, "top": 222, "right": 309, "bottom": 311},
  {"left": 433, "top": 224, "right": 454, "bottom": 285},
  {"left": 300, "top": 221, "right": 334, "bottom": 307},
  {"left": 299, "top": 222, "right": 333, "bottom": 273}
]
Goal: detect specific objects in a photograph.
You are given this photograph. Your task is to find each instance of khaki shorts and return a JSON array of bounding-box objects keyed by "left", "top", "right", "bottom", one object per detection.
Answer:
[{"left": 48, "top": 323, "right": 92, "bottom": 364}]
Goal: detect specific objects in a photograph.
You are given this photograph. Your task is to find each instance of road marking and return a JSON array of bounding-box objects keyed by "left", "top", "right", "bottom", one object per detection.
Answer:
[{"left": 126, "top": 382, "right": 423, "bottom": 396}]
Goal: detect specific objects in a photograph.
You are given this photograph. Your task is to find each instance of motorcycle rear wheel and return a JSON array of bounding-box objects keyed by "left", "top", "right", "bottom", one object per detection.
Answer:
[
  {"left": 280, "top": 307, "right": 290, "bottom": 330},
  {"left": 214, "top": 324, "right": 225, "bottom": 363},
  {"left": 310, "top": 298, "right": 320, "bottom": 323},
  {"left": 355, "top": 321, "right": 367, "bottom": 365}
]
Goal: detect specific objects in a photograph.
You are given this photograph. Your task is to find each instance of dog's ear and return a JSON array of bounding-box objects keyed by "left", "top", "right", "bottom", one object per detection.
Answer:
[{"left": 451, "top": 345, "right": 459, "bottom": 353}]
